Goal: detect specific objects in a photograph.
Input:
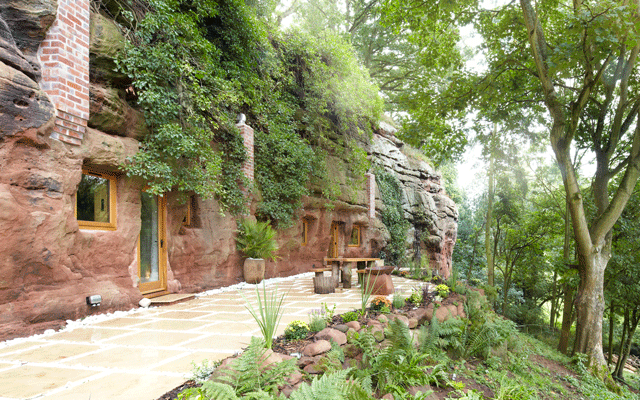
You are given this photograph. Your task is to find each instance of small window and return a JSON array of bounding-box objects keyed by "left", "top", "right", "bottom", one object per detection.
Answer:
[
  {"left": 302, "top": 219, "right": 309, "bottom": 246},
  {"left": 182, "top": 195, "right": 193, "bottom": 227},
  {"left": 348, "top": 226, "right": 361, "bottom": 247},
  {"left": 76, "top": 169, "right": 117, "bottom": 230}
]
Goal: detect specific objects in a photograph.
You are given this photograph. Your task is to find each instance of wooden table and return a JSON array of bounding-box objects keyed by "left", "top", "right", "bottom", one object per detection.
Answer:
[{"left": 323, "top": 257, "right": 382, "bottom": 288}]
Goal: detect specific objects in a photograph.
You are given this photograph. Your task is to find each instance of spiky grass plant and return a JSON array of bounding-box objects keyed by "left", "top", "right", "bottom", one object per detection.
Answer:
[
  {"left": 360, "top": 273, "right": 379, "bottom": 316},
  {"left": 244, "top": 284, "right": 286, "bottom": 349}
]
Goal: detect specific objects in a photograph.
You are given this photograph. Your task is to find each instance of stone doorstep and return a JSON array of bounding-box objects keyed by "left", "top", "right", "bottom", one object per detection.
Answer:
[{"left": 148, "top": 293, "right": 196, "bottom": 306}]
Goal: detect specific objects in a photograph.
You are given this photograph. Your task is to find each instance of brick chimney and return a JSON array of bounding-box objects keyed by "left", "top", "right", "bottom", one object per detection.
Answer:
[{"left": 37, "top": 0, "right": 90, "bottom": 145}]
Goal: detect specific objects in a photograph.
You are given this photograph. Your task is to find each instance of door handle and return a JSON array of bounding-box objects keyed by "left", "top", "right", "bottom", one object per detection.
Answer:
[{"left": 160, "top": 239, "right": 164, "bottom": 248}]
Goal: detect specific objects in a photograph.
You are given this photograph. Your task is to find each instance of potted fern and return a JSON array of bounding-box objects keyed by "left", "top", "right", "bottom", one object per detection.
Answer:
[{"left": 235, "top": 219, "right": 279, "bottom": 284}]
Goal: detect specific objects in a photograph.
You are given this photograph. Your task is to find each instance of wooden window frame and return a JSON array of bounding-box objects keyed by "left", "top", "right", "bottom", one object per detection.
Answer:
[
  {"left": 348, "top": 225, "right": 361, "bottom": 247},
  {"left": 182, "top": 195, "right": 193, "bottom": 227},
  {"left": 75, "top": 169, "right": 117, "bottom": 231}
]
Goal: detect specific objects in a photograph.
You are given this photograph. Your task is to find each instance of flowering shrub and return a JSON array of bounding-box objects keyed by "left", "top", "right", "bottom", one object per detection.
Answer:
[
  {"left": 436, "top": 284, "right": 450, "bottom": 298},
  {"left": 370, "top": 296, "right": 392, "bottom": 313},
  {"left": 284, "top": 320, "right": 310, "bottom": 340},
  {"left": 308, "top": 308, "right": 329, "bottom": 332}
]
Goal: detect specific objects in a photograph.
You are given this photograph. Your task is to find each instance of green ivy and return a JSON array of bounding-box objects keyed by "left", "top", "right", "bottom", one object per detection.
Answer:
[
  {"left": 115, "top": 0, "right": 255, "bottom": 211},
  {"left": 114, "top": 0, "right": 383, "bottom": 224},
  {"left": 375, "top": 167, "right": 409, "bottom": 266}
]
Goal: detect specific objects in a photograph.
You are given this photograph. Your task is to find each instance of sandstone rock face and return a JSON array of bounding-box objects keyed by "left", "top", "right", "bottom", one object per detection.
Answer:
[
  {"left": 0, "top": 4, "right": 56, "bottom": 143},
  {"left": 0, "top": 3, "right": 458, "bottom": 341},
  {"left": 368, "top": 130, "right": 458, "bottom": 278}
]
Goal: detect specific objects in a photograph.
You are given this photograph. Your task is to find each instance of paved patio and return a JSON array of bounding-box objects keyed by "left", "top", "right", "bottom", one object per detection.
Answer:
[{"left": 0, "top": 273, "right": 421, "bottom": 400}]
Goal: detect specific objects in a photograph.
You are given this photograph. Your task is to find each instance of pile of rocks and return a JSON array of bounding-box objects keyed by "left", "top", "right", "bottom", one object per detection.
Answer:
[{"left": 205, "top": 293, "right": 470, "bottom": 399}]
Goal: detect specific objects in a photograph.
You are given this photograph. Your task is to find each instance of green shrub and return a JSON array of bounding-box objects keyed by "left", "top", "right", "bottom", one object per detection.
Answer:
[
  {"left": 436, "top": 284, "right": 450, "bottom": 298},
  {"left": 370, "top": 296, "right": 392, "bottom": 312},
  {"left": 178, "top": 337, "right": 297, "bottom": 399},
  {"left": 284, "top": 320, "right": 310, "bottom": 340},
  {"left": 342, "top": 311, "right": 360, "bottom": 323},
  {"left": 235, "top": 219, "right": 278, "bottom": 260},
  {"left": 392, "top": 293, "right": 406, "bottom": 309},
  {"left": 308, "top": 311, "right": 327, "bottom": 332},
  {"left": 406, "top": 291, "right": 422, "bottom": 305}
]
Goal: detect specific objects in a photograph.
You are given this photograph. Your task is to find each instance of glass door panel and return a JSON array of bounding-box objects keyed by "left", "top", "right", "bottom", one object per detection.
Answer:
[{"left": 139, "top": 192, "right": 166, "bottom": 294}]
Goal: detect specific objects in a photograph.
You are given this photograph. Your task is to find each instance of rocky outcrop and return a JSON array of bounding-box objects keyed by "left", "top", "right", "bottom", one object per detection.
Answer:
[
  {"left": 0, "top": 2, "right": 458, "bottom": 341},
  {"left": 0, "top": 1, "right": 56, "bottom": 143},
  {"left": 368, "top": 129, "right": 458, "bottom": 277}
]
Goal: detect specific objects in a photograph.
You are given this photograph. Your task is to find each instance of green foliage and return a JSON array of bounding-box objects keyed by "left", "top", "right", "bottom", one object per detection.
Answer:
[
  {"left": 288, "top": 369, "right": 375, "bottom": 400},
  {"left": 244, "top": 284, "right": 286, "bottom": 349},
  {"left": 215, "top": 337, "right": 296, "bottom": 397},
  {"left": 308, "top": 313, "right": 327, "bottom": 332},
  {"left": 356, "top": 319, "right": 437, "bottom": 395},
  {"left": 116, "top": 0, "right": 384, "bottom": 225},
  {"left": 360, "top": 274, "right": 378, "bottom": 316},
  {"left": 235, "top": 219, "right": 279, "bottom": 260},
  {"left": 187, "top": 359, "right": 220, "bottom": 384},
  {"left": 284, "top": 320, "right": 310, "bottom": 340},
  {"left": 342, "top": 311, "right": 360, "bottom": 323},
  {"left": 419, "top": 293, "right": 517, "bottom": 361},
  {"left": 254, "top": 125, "right": 314, "bottom": 226},
  {"left": 406, "top": 290, "right": 422, "bottom": 306},
  {"left": 375, "top": 168, "right": 410, "bottom": 266},
  {"left": 392, "top": 293, "right": 406, "bottom": 309},
  {"left": 370, "top": 296, "right": 392, "bottom": 312},
  {"left": 116, "top": 0, "right": 255, "bottom": 210},
  {"left": 436, "top": 284, "right": 450, "bottom": 298}
]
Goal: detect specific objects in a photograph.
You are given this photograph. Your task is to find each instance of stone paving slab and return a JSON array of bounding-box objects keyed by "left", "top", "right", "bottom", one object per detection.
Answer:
[{"left": 0, "top": 273, "right": 422, "bottom": 400}]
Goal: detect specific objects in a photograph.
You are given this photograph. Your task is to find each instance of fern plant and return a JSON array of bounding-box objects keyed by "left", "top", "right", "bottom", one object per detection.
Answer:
[
  {"left": 285, "top": 369, "right": 376, "bottom": 400},
  {"left": 215, "top": 337, "right": 297, "bottom": 396}
]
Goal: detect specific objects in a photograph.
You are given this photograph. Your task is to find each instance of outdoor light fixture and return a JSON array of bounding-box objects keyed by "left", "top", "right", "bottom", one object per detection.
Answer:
[{"left": 86, "top": 295, "right": 102, "bottom": 307}]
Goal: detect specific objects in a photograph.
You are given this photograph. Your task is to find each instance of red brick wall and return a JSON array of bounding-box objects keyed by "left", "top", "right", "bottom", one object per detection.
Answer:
[
  {"left": 237, "top": 123, "right": 254, "bottom": 181},
  {"left": 38, "top": 0, "right": 90, "bottom": 145},
  {"left": 366, "top": 172, "right": 376, "bottom": 219}
]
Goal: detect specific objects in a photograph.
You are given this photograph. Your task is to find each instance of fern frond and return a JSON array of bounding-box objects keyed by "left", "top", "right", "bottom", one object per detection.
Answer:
[
  {"left": 288, "top": 370, "right": 351, "bottom": 400},
  {"left": 197, "top": 381, "right": 240, "bottom": 400}
]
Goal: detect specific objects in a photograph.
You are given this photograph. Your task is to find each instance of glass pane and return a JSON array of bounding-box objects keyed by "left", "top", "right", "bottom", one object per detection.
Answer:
[
  {"left": 349, "top": 227, "right": 360, "bottom": 246},
  {"left": 77, "top": 173, "right": 110, "bottom": 222},
  {"left": 140, "top": 192, "right": 159, "bottom": 283}
]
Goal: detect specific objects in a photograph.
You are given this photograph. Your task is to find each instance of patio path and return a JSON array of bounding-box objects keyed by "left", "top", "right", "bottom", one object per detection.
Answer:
[{"left": 0, "top": 273, "right": 420, "bottom": 400}]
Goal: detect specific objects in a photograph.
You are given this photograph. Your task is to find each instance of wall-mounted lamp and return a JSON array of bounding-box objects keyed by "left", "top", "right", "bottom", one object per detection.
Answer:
[{"left": 86, "top": 295, "right": 102, "bottom": 307}]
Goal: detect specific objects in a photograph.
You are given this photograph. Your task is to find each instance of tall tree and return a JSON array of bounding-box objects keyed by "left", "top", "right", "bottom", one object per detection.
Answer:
[
  {"left": 277, "top": 0, "right": 476, "bottom": 165},
  {"left": 384, "top": 0, "right": 640, "bottom": 371},
  {"left": 517, "top": 0, "right": 640, "bottom": 370}
]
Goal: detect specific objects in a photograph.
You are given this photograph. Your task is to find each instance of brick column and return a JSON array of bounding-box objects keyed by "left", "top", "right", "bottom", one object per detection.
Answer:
[
  {"left": 365, "top": 173, "right": 376, "bottom": 219},
  {"left": 37, "top": 0, "right": 90, "bottom": 145},
  {"left": 237, "top": 122, "right": 254, "bottom": 182}
]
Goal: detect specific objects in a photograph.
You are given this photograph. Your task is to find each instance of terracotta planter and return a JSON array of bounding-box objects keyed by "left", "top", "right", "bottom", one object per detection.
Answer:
[{"left": 243, "top": 258, "right": 265, "bottom": 284}]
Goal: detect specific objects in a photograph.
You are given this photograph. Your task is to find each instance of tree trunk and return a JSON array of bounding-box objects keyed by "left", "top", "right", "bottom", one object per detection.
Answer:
[
  {"left": 550, "top": 270, "right": 558, "bottom": 330},
  {"left": 558, "top": 281, "right": 575, "bottom": 354},
  {"left": 468, "top": 225, "right": 482, "bottom": 282},
  {"left": 614, "top": 308, "right": 629, "bottom": 378},
  {"left": 485, "top": 123, "right": 497, "bottom": 287},
  {"left": 607, "top": 302, "right": 615, "bottom": 367},
  {"left": 571, "top": 251, "right": 608, "bottom": 367},
  {"left": 614, "top": 309, "right": 640, "bottom": 380},
  {"left": 558, "top": 198, "right": 574, "bottom": 354}
]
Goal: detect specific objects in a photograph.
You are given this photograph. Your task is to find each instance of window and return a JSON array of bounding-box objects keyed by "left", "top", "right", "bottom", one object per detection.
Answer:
[
  {"left": 76, "top": 169, "right": 117, "bottom": 230},
  {"left": 302, "top": 219, "right": 309, "bottom": 245},
  {"left": 182, "top": 195, "right": 193, "bottom": 227},
  {"left": 348, "top": 226, "right": 361, "bottom": 247}
]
